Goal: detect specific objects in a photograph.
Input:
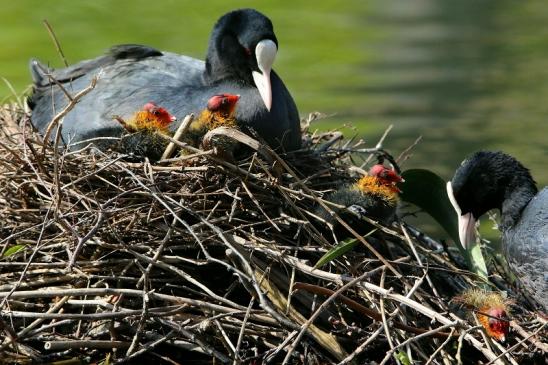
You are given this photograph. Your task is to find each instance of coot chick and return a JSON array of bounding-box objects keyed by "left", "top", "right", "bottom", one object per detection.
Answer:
[
  {"left": 28, "top": 9, "right": 300, "bottom": 152},
  {"left": 114, "top": 102, "right": 177, "bottom": 161},
  {"left": 184, "top": 93, "right": 242, "bottom": 161},
  {"left": 315, "top": 164, "right": 403, "bottom": 240},
  {"left": 185, "top": 93, "right": 240, "bottom": 146},
  {"left": 454, "top": 288, "right": 510, "bottom": 342},
  {"left": 447, "top": 151, "right": 547, "bottom": 311},
  {"left": 115, "top": 102, "right": 176, "bottom": 134}
]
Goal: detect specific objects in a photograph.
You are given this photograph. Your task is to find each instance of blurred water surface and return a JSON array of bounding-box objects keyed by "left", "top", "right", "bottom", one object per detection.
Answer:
[{"left": 1, "top": 0, "right": 547, "bottom": 237}]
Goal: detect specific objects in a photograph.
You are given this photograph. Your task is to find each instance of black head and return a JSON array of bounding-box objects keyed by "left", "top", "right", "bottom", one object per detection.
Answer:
[
  {"left": 450, "top": 151, "right": 537, "bottom": 229},
  {"left": 205, "top": 9, "right": 278, "bottom": 84}
]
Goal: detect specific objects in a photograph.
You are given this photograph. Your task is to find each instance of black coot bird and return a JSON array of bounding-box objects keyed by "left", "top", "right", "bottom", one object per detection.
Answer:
[
  {"left": 447, "top": 151, "right": 547, "bottom": 311},
  {"left": 28, "top": 8, "right": 300, "bottom": 152}
]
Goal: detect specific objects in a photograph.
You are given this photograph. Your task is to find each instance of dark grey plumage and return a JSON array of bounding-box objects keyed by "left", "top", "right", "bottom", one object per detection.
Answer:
[{"left": 503, "top": 188, "right": 548, "bottom": 308}]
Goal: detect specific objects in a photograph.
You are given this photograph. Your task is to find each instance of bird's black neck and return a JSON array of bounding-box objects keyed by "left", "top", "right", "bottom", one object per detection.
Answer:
[
  {"left": 500, "top": 178, "right": 537, "bottom": 231},
  {"left": 204, "top": 58, "right": 249, "bottom": 85}
]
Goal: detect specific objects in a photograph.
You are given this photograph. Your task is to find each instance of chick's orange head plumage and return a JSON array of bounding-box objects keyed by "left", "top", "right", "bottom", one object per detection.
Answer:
[
  {"left": 355, "top": 165, "right": 403, "bottom": 204},
  {"left": 142, "top": 102, "right": 177, "bottom": 128},
  {"left": 115, "top": 102, "right": 176, "bottom": 133},
  {"left": 359, "top": 164, "right": 404, "bottom": 196}
]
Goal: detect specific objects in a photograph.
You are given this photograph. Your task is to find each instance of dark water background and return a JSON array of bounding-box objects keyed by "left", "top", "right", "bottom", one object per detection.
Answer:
[{"left": 1, "top": 0, "right": 546, "bottom": 238}]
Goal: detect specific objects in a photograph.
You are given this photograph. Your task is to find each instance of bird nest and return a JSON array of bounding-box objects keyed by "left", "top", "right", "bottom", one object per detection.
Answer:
[{"left": 0, "top": 103, "right": 546, "bottom": 364}]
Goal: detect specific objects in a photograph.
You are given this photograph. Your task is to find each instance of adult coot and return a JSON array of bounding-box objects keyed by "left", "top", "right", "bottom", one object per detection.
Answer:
[
  {"left": 447, "top": 151, "right": 547, "bottom": 311},
  {"left": 28, "top": 8, "right": 300, "bottom": 152}
]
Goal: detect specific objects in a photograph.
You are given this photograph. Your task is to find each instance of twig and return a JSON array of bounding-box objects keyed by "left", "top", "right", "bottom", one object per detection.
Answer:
[
  {"left": 485, "top": 323, "right": 547, "bottom": 365},
  {"left": 214, "top": 318, "right": 237, "bottom": 358},
  {"left": 0, "top": 288, "right": 266, "bottom": 320},
  {"left": 401, "top": 223, "right": 442, "bottom": 304},
  {"left": 41, "top": 75, "right": 98, "bottom": 154},
  {"left": 281, "top": 272, "right": 369, "bottom": 365},
  {"left": 124, "top": 248, "right": 247, "bottom": 310},
  {"left": 396, "top": 135, "right": 422, "bottom": 165},
  {"left": 425, "top": 328, "right": 457, "bottom": 365},
  {"left": 156, "top": 318, "right": 232, "bottom": 363},
  {"left": 457, "top": 326, "right": 483, "bottom": 365},
  {"left": 510, "top": 320, "right": 548, "bottom": 353},
  {"left": 337, "top": 325, "right": 384, "bottom": 365},
  {"left": 116, "top": 331, "right": 178, "bottom": 364},
  {"left": 293, "top": 283, "right": 453, "bottom": 338},
  {"left": 125, "top": 283, "right": 150, "bottom": 357},
  {"left": 44, "top": 340, "right": 130, "bottom": 350},
  {"left": 233, "top": 298, "right": 254, "bottom": 365},
  {"left": 379, "top": 269, "right": 398, "bottom": 365},
  {"left": 382, "top": 323, "right": 460, "bottom": 364},
  {"left": 161, "top": 113, "right": 194, "bottom": 160},
  {"left": 42, "top": 20, "right": 69, "bottom": 67}
]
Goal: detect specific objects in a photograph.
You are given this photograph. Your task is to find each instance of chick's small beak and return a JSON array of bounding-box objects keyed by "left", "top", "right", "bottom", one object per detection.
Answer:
[
  {"left": 252, "top": 39, "right": 277, "bottom": 111},
  {"left": 387, "top": 171, "right": 404, "bottom": 183},
  {"left": 226, "top": 94, "right": 241, "bottom": 105}
]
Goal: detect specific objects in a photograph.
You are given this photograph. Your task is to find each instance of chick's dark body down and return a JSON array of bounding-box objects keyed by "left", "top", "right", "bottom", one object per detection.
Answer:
[{"left": 316, "top": 186, "right": 397, "bottom": 235}]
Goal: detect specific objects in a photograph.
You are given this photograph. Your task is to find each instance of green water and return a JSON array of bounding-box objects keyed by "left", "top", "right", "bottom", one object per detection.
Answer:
[{"left": 1, "top": 0, "right": 547, "bottom": 238}]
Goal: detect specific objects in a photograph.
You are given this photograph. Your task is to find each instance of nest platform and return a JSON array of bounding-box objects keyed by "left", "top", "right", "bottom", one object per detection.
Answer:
[{"left": 0, "top": 103, "right": 546, "bottom": 364}]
